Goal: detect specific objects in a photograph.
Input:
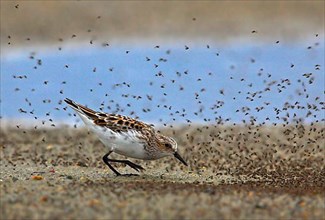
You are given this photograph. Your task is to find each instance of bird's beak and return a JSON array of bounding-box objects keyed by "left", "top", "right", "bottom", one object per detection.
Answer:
[{"left": 174, "top": 151, "right": 188, "bottom": 166}]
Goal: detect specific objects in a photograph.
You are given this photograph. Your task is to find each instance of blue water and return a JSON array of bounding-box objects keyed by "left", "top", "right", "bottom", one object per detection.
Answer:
[{"left": 1, "top": 41, "right": 324, "bottom": 125}]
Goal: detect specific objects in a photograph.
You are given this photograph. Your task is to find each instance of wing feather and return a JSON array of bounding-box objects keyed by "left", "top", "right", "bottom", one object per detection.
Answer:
[{"left": 64, "top": 98, "right": 154, "bottom": 135}]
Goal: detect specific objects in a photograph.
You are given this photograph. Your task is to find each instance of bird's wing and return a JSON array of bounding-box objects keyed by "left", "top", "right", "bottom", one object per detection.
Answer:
[{"left": 64, "top": 98, "right": 154, "bottom": 135}]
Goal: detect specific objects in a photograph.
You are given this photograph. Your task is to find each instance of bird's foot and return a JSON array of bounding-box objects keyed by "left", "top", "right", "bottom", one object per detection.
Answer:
[
  {"left": 124, "top": 161, "right": 145, "bottom": 172},
  {"left": 116, "top": 173, "right": 139, "bottom": 177}
]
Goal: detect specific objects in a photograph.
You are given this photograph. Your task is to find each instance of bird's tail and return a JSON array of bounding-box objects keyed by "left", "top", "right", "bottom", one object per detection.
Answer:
[{"left": 64, "top": 98, "right": 97, "bottom": 120}]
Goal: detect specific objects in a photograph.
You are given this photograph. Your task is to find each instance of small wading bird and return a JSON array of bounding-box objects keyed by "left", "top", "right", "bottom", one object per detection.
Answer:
[{"left": 64, "top": 98, "right": 188, "bottom": 176}]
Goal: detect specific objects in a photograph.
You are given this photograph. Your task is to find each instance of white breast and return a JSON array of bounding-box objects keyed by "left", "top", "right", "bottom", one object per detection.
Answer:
[{"left": 78, "top": 113, "right": 152, "bottom": 159}]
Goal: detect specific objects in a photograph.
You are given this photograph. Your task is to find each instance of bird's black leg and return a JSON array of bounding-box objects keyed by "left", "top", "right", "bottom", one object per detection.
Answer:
[
  {"left": 108, "top": 159, "right": 145, "bottom": 172},
  {"left": 102, "top": 151, "right": 121, "bottom": 176},
  {"left": 102, "top": 151, "right": 144, "bottom": 176}
]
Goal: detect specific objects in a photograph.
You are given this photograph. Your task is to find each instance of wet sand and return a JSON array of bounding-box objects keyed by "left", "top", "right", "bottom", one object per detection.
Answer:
[{"left": 1, "top": 125, "right": 324, "bottom": 219}]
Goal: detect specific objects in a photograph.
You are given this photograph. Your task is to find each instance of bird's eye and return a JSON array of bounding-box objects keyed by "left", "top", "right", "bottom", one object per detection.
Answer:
[{"left": 165, "top": 143, "right": 172, "bottom": 148}]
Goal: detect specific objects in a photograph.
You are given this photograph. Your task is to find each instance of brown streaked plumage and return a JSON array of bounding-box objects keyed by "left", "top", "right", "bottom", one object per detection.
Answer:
[{"left": 65, "top": 98, "right": 152, "bottom": 132}]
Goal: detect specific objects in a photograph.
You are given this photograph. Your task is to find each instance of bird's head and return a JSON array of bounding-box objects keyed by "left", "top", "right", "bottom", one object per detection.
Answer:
[{"left": 157, "top": 134, "right": 188, "bottom": 166}]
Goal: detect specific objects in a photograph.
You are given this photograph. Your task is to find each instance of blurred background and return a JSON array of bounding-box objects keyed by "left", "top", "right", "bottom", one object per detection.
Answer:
[
  {"left": 1, "top": 1, "right": 324, "bottom": 46},
  {"left": 1, "top": 1, "right": 324, "bottom": 126}
]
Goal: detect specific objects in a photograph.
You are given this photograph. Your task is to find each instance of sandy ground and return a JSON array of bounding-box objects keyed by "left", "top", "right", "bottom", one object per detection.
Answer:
[{"left": 0, "top": 125, "right": 324, "bottom": 219}]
